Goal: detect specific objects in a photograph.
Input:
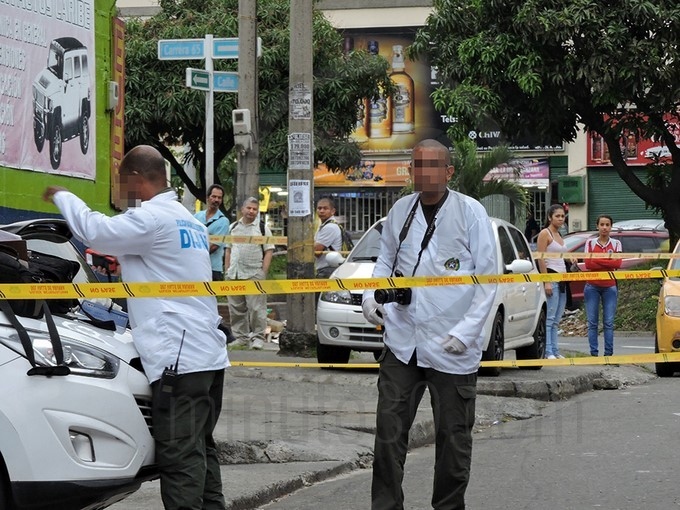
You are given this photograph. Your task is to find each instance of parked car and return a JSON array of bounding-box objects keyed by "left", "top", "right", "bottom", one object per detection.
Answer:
[
  {"left": 32, "top": 37, "right": 91, "bottom": 169},
  {"left": 612, "top": 219, "right": 667, "bottom": 232},
  {"left": 563, "top": 227, "right": 670, "bottom": 304},
  {"left": 316, "top": 217, "right": 547, "bottom": 376},
  {"left": 655, "top": 239, "right": 680, "bottom": 377},
  {"left": 0, "top": 219, "right": 156, "bottom": 510}
]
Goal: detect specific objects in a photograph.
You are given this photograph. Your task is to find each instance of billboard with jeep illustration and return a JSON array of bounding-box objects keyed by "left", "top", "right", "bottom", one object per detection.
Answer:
[{"left": 0, "top": 2, "right": 95, "bottom": 179}]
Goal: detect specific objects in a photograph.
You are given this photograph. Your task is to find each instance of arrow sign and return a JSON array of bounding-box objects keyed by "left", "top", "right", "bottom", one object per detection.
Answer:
[
  {"left": 213, "top": 37, "right": 263, "bottom": 59},
  {"left": 213, "top": 71, "right": 239, "bottom": 92},
  {"left": 186, "top": 68, "right": 211, "bottom": 91},
  {"left": 158, "top": 39, "right": 205, "bottom": 60}
]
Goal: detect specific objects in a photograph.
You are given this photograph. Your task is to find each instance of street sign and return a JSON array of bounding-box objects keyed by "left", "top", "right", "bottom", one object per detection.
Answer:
[
  {"left": 212, "top": 37, "right": 263, "bottom": 59},
  {"left": 213, "top": 71, "right": 239, "bottom": 92},
  {"left": 158, "top": 39, "right": 205, "bottom": 60},
  {"left": 186, "top": 68, "right": 211, "bottom": 91},
  {"left": 185, "top": 69, "right": 239, "bottom": 93}
]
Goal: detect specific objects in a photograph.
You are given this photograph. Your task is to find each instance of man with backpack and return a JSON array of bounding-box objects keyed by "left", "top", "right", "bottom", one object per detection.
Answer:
[
  {"left": 314, "top": 196, "right": 345, "bottom": 278},
  {"left": 224, "top": 197, "right": 274, "bottom": 349},
  {"left": 194, "top": 184, "right": 229, "bottom": 281}
]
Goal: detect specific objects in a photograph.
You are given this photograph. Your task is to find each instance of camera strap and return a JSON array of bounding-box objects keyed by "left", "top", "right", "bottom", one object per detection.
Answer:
[{"left": 390, "top": 192, "right": 447, "bottom": 277}]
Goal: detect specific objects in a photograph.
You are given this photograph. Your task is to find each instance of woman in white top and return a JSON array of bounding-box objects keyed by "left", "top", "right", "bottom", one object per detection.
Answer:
[{"left": 536, "top": 204, "right": 575, "bottom": 359}]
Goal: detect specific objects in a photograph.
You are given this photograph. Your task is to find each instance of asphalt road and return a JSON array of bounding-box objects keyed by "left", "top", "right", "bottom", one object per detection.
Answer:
[
  {"left": 263, "top": 375, "right": 680, "bottom": 509},
  {"left": 561, "top": 334, "right": 654, "bottom": 356}
]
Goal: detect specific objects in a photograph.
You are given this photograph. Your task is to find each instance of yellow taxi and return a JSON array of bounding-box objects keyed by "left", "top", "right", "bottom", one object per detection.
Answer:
[{"left": 655, "top": 239, "right": 680, "bottom": 377}]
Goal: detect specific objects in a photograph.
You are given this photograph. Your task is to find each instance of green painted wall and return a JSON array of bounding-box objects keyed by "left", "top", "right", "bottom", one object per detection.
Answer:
[{"left": 0, "top": 1, "right": 117, "bottom": 221}]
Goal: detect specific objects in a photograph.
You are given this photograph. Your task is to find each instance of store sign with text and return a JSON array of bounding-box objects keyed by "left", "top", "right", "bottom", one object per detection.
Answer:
[
  {"left": 0, "top": 2, "right": 96, "bottom": 179},
  {"left": 324, "top": 28, "right": 563, "bottom": 188},
  {"left": 587, "top": 114, "right": 680, "bottom": 167}
]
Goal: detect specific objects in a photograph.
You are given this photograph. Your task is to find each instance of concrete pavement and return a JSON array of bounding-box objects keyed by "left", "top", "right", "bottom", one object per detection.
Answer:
[{"left": 110, "top": 338, "right": 656, "bottom": 510}]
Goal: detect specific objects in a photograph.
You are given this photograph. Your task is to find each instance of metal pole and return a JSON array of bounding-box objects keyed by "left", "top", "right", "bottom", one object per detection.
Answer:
[
  {"left": 205, "top": 34, "right": 214, "bottom": 191},
  {"left": 237, "top": 0, "right": 260, "bottom": 208},
  {"left": 280, "top": 0, "right": 316, "bottom": 354}
]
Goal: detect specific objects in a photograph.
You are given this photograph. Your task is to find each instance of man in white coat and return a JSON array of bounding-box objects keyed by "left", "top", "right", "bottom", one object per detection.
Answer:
[
  {"left": 362, "top": 139, "right": 498, "bottom": 510},
  {"left": 43, "top": 145, "right": 229, "bottom": 510}
]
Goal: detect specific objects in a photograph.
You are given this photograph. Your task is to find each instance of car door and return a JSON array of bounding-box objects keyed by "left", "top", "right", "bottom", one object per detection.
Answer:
[
  {"left": 62, "top": 54, "right": 79, "bottom": 129},
  {"left": 507, "top": 224, "right": 543, "bottom": 337},
  {"left": 496, "top": 224, "right": 525, "bottom": 340}
]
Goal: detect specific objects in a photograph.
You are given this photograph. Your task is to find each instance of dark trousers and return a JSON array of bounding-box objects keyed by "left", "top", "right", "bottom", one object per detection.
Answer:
[
  {"left": 212, "top": 271, "right": 223, "bottom": 282},
  {"left": 152, "top": 369, "right": 226, "bottom": 510},
  {"left": 372, "top": 349, "right": 477, "bottom": 510}
]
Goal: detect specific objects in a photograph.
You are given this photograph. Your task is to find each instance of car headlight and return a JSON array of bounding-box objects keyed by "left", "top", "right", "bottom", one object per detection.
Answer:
[
  {"left": 664, "top": 296, "right": 680, "bottom": 318},
  {"left": 2, "top": 333, "right": 119, "bottom": 378},
  {"left": 320, "top": 290, "right": 353, "bottom": 304}
]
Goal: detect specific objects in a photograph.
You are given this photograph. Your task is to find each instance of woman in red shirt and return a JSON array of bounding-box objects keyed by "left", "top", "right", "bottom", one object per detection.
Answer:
[{"left": 583, "top": 215, "right": 623, "bottom": 356}]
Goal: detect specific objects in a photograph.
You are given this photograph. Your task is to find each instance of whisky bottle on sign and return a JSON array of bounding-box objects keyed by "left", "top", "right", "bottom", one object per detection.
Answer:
[
  {"left": 367, "top": 40, "right": 392, "bottom": 139},
  {"left": 626, "top": 132, "right": 637, "bottom": 159},
  {"left": 345, "top": 37, "right": 369, "bottom": 142},
  {"left": 390, "top": 45, "right": 414, "bottom": 133}
]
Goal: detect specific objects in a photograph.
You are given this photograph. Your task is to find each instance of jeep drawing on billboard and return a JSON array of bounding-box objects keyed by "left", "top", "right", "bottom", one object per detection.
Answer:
[{"left": 32, "top": 37, "right": 91, "bottom": 170}]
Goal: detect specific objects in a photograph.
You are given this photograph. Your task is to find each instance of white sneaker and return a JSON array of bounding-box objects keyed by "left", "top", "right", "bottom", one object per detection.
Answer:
[
  {"left": 251, "top": 338, "right": 265, "bottom": 350},
  {"left": 556, "top": 354, "right": 566, "bottom": 359},
  {"left": 546, "top": 355, "right": 557, "bottom": 360}
]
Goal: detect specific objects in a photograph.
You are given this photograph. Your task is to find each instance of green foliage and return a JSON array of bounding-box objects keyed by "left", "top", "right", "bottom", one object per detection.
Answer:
[
  {"left": 411, "top": 0, "right": 680, "bottom": 241},
  {"left": 267, "top": 252, "right": 288, "bottom": 279},
  {"left": 449, "top": 139, "right": 527, "bottom": 213},
  {"left": 125, "top": 0, "right": 391, "bottom": 202},
  {"left": 614, "top": 261, "right": 662, "bottom": 331}
]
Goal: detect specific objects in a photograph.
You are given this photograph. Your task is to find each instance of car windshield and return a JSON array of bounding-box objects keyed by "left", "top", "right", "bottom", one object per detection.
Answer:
[
  {"left": 25, "top": 238, "right": 98, "bottom": 284},
  {"left": 564, "top": 234, "right": 592, "bottom": 251},
  {"left": 348, "top": 221, "right": 383, "bottom": 262},
  {"left": 47, "top": 45, "right": 63, "bottom": 78}
]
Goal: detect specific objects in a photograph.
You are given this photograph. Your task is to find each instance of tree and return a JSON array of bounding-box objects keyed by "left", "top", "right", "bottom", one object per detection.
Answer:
[
  {"left": 124, "top": 0, "right": 392, "bottom": 204},
  {"left": 409, "top": 0, "right": 680, "bottom": 244},
  {"left": 449, "top": 139, "right": 527, "bottom": 221}
]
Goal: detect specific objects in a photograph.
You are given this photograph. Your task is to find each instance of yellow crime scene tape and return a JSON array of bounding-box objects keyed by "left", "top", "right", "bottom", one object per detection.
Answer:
[
  {"left": 2, "top": 251, "right": 677, "bottom": 369},
  {"left": 213, "top": 234, "right": 680, "bottom": 260},
  {"left": 229, "top": 352, "right": 680, "bottom": 369},
  {"left": 1, "top": 268, "right": 678, "bottom": 300}
]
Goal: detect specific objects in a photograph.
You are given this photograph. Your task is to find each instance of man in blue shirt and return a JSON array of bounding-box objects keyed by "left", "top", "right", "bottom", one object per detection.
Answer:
[{"left": 195, "top": 184, "right": 230, "bottom": 280}]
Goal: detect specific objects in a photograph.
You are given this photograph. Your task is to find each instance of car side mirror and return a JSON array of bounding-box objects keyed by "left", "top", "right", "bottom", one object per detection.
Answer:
[
  {"left": 505, "top": 259, "right": 534, "bottom": 274},
  {"left": 326, "top": 251, "right": 345, "bottom": 268}
]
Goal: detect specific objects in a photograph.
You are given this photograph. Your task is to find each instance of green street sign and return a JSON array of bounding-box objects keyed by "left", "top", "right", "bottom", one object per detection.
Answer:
[{"left": 185, "top": 68, "right": 211, "bottom": 91}]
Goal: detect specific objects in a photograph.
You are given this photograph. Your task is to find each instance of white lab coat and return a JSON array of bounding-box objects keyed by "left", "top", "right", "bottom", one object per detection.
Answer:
[
  {"left": 367, "top": 190, "right": 498, "bottom": 375},
  {"left": 53, "top": 190, "right": 229, "bottom": 383}
]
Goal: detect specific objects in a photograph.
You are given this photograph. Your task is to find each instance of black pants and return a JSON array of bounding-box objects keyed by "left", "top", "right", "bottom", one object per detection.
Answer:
[
  {"left": 372, "top": 349, "right": 477, "bottom": 510},
  {"left": 152, "top": 369, "right": 226, "bottom": 510}
]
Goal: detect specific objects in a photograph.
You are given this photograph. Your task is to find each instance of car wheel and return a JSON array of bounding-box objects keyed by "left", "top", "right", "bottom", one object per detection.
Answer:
[
  {"left": 479, "top": 310, "right": 503, "bottom": 377},
  {"left": 34, "top": 119, "right": 45, "bottom": 152},
  {"left": 0, "top": 474, "right": 8, "bottom": 510},
  {"left": 49, "top": 122, "right": 62, "bottom": 169},
  {"left": 516, "top": 308, "right": 546, "bottom": 370},
  {"left": 79, "top": 114, "right": 89, "bottom": 154},
  {"left": 316, "top": 337, "right": 351, "bottom": 365},
  {"left": 655, "top": 334, "right": 675, "bottom": 378}
]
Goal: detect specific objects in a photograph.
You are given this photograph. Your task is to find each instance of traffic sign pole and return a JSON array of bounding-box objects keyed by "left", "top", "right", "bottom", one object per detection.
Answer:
[
  {"left": 157, "top": 34, "right": 262, "bottom": 198},
  {"left": 205, "top": 34, "right": 214, "bottom": 192}
]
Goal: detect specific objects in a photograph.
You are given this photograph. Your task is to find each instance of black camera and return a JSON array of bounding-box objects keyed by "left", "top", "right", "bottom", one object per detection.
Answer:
[{"left": 374, "top": 271, "right": 412, "bottom": 305}]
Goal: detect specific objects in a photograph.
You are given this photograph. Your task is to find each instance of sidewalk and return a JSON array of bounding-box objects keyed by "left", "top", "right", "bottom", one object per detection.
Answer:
[{"left": 110, "top": 340, "right": 656, "bottom": 510}]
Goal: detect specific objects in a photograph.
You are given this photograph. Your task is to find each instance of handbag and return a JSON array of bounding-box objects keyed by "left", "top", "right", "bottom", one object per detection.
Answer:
[{"left": 0, "top": 244, "right": 80, "bottom": 318}]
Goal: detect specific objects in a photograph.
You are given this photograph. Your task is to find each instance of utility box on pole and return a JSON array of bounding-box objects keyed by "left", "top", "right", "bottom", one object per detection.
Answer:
[{"left": 279, "top": 0, "right": 317, "bottom": 355}]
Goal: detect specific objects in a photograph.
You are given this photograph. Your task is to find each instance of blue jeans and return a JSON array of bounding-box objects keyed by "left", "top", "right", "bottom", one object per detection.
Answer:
[
  {"left": 584, "top": 283, "right": 618, "bottom": 356},
  {"left": 545, "top": 282, "right": 567, "bottom": 357}
]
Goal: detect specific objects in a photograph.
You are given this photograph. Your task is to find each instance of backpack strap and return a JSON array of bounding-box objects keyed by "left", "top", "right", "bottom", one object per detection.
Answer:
[{"left": 0, "top": 300, "right": 70, "bottom": 376}]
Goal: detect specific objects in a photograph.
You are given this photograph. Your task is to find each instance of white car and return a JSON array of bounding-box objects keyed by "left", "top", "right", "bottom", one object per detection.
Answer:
[
  {"left": 0, "top": 220, "right": 156, "bottom": 510},
  {"left": 316, "top": 217, "right": 547, "bottom": 375}
]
